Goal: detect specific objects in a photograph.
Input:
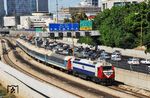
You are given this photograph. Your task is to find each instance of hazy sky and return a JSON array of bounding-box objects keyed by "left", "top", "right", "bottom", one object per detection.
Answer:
[{"left": 49, "top": 0, "right": 82, "bottom": 12}]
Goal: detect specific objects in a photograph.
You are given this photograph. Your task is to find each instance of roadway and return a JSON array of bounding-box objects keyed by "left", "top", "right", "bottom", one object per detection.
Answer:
[{"left": 108, "top": 57, "right": 150, "bottom": 74}]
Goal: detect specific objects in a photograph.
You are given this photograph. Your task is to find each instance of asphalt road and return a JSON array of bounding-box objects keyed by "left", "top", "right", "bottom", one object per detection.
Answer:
[{"left": 107, "top": 55, "right": 150, "bottom": 74}]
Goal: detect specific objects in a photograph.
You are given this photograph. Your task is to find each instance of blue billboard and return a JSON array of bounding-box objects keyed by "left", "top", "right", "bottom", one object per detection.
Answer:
[{"left": 49, "top": 23, "right": 79, "bottom": 31}]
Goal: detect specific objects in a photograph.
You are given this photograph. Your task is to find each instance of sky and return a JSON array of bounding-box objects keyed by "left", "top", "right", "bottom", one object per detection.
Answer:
[{"left": 49, "top": 0, "right": 82, "bottom": 13}]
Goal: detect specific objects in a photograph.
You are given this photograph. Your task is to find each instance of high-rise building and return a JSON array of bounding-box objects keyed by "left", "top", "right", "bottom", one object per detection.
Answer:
[
  {"left": 0, "top": 0, "right": 5, "bottom": 14},
  {"left": 80, "top": 0, "right": 99, "bottom": 7},
  {"left": 7, "top": 0, "right": 36, "bottom": 16},
  {"left": 0, "top": 0, "right": 5, "bottom": 26},
  {"left": 36, "top": 0, "right": 48, "bottom": 12},
  {"left": 101, "top": 0, "right": 144, "bottom": 11},
  {"left": 7, "top": 0, "right": 48, "bottom": 16},
  {"left": 91, "top": 0, "right": 99, "bottom": 6},
  {"left": 31, "top": 0, "right": 37, "bottom": 12}
]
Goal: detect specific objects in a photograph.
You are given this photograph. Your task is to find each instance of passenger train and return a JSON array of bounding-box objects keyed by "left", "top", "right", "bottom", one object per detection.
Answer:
[{"left": 16, "top": 39, "right": 115, "bottom": 84}]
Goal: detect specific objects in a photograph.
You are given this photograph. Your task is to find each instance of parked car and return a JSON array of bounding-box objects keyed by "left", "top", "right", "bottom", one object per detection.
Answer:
[
  {"left": 140, "top": 59, "right": 150, "bottom": 65},
  {"left": 127, "top": 58, "right": 140, "bottom": 65}
]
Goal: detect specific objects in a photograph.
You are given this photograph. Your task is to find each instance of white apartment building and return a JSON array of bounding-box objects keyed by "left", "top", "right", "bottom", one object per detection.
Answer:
[
  {"left": 101, "top": 0, "right": 144, "bottom": 11},
  {"left": 19, "top": 12, "right": 54, "bottom": 31}
]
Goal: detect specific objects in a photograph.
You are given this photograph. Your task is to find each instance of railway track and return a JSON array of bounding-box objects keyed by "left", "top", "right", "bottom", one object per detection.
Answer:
[
  {"left": 1, "top": 40, "right": 84, "bottom": 98},
  {"left": 2, "top": 38, "right": 150, "bottom": 98},
  {"left": 1, "top": 39, "right": 117, "bottom": 98}
]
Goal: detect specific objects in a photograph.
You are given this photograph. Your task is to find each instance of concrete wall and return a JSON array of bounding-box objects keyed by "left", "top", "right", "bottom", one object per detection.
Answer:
[{"left": 115, "top": 68, "right": 150, "bottom": 90}]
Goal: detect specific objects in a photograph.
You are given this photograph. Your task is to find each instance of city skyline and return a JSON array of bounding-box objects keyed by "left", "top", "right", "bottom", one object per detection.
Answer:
[{"left": 4, "top": 0, "right": 82, "bottom": 14}]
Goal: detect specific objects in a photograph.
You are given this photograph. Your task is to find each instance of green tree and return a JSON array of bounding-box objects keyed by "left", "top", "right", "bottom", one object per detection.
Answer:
[
  {"left": 93, "top": 1, "right": 150, "bottom": 51},
  {"left": 64, "top": 18, "right": 71, "bottom": 23},
  {"left": 78, "top": 36, "right": 94, "bottom": 45},
  {"left": 71, "top": 12, "right": 88, "bottom": 23}
]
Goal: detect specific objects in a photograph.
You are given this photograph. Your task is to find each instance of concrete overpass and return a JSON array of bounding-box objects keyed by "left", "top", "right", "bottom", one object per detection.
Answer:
[
  {"left": 9, "top": 30, "right": 100, "bottom": 38},
  {"left": 0, "top": 29, "right": 10, "bottom": 34}
]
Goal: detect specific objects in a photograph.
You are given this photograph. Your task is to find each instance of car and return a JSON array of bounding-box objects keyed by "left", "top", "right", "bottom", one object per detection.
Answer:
[
  {"left": 127, "top": 58, "right": 140, "bottom": 65},
  {"left": 111, "top": 52, "right": 121, "bottom": 61},
  {"left": 140, "top": 59, "right": 150, "bottom": 65},
  {"left": 111, "top": 54, "right": 121, "bottom": 61},
  {"left": 100, "top": 52, "right": 110, "bottom": 59}
]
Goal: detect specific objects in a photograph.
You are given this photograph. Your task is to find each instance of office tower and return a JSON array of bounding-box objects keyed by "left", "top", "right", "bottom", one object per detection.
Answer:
[
  {"left": 36, "top": 0, "right": 49, "bottom": 12},
  {"left": 0, "top": 0, "right": 5, "bottom": 26},
  {"left": 91, "top": 0, "right": 99, "bottom": 6},
  {"left": 80, "top": 0, "right": 99, "bottom": 7},
  {"left": 7, "top": 0, "right": 37, "bottom": 16}
]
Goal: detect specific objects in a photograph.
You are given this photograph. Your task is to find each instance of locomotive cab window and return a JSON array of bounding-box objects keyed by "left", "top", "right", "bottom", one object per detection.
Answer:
[
  {"left": 74, "top": 58, "right": 80, "bottom": 61},
  {"left": 103, "top": 66, "right": 112, "bottom": 70}
]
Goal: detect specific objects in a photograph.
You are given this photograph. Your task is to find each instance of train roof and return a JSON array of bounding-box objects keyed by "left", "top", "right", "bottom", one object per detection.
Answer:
[{"left": 74, "top": 58, "right": 112, "bottom": 67}]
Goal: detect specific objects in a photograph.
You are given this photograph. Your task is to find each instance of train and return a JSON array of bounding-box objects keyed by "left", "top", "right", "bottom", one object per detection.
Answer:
[{"left": 16, "top": 39, "right": 115, "bottom": 84}]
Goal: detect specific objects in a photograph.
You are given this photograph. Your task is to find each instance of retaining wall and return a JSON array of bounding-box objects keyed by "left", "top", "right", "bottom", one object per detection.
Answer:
[{"left": 115, "top": 68, "right": 150, "bottom": 90}]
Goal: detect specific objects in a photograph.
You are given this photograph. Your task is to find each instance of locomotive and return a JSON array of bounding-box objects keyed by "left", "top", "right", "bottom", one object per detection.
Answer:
[{"left": 16, "top": 39, "right": 115, "bottom": 84}]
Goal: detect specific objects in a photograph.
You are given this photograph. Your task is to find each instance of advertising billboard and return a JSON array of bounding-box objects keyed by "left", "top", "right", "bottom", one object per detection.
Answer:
[
  {"left": 80, "top": 20, "right": 92, "bottom": 31},
  {"left": 49, "top": 23, "right": 79, "bottom": 31},
  {"left": 35, "top": 27, "right": 43, "bottom": 32},
  {"left": 4, "top": 16, "right": 16, "bottom": 27}
]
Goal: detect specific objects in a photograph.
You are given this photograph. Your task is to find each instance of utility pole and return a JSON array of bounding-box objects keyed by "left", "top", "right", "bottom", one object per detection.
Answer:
[{"left": 56, "top": 0, "right": 58, "bottom": 23}]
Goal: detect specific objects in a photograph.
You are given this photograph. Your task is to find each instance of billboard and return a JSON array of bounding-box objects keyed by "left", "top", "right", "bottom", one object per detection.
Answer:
[
  {"left": 49, "top": 23, "right": 79, "bottom": 31},
  {"left": 4, "top": 16, "right": 16, "bottom": 27},
  {"left": 35, "top": 27, "right": 43, "bottom": 32},
  {"left": 80, "top": 20, "right": 92, "bottom": 31}
]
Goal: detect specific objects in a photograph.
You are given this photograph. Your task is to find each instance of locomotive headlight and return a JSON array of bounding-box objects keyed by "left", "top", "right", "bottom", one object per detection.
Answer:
[{"left": 106, "top": 72, "right": 112, "bottom": 76}]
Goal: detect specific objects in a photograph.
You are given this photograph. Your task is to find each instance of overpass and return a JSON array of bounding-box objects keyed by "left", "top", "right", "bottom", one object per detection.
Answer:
[
  {"left": 9, "top": 30, "right": 100, "bottom": 38},
  {"left": 0, "top": 29, "right": 9, "bottom": 35}
]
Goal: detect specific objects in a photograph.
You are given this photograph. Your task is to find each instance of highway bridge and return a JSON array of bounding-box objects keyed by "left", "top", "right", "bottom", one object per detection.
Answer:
[
  {"left": 0, "top": 29, "right": 9, "bottom": 35},
  {"left": 9, "top": 30, "right": 100, "bottom": 37}
]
